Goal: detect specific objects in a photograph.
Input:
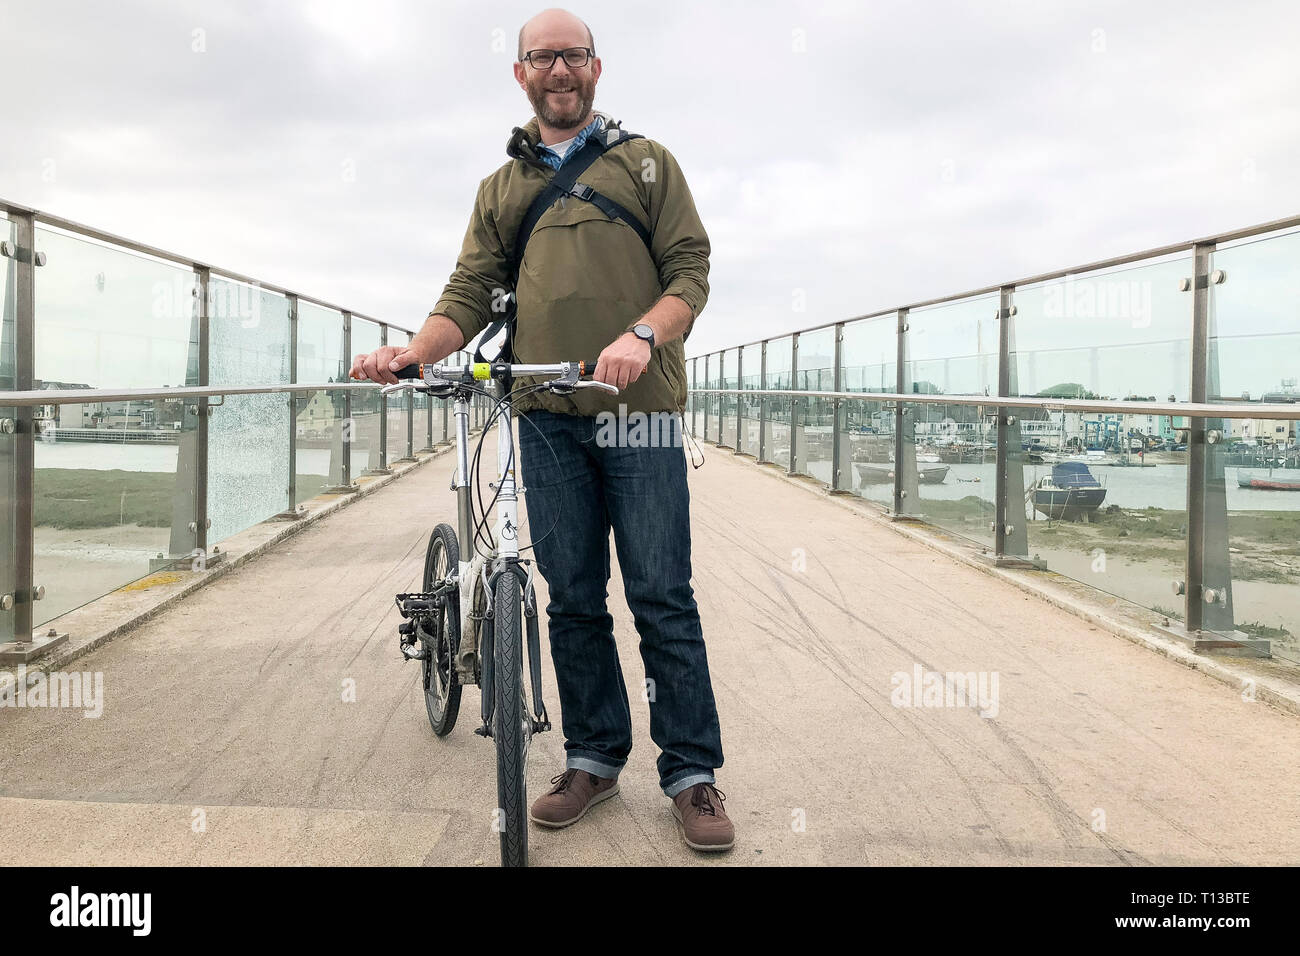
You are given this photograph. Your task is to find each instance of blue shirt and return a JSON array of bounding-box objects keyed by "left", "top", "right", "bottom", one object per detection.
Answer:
[{"left": 535, "top": 115, "right": 604, "bottom": 170}]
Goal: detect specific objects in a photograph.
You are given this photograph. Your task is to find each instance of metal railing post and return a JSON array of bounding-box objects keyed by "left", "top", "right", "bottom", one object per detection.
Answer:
[
  {"left": 341, "top": 311, "right": 353, "bottom": 487},
  {"left": 789, "top": 334, "right": 800, "bottom": 474},
  {"left": 831, "top": 322, "right": 845, "bottom": 491},
  {"left": 2, "top": 211, "right": 42, "bottom": 657},
  {"left": 716, "top": 352, "right": 725, "bottom": 445},
  {"left": 893, "top": 308, "right": 909, "bottom": 516},
  {"left": 404, "top": 337, "right": 414, "bottom": 459},
  {"left": 423, "top": 390, "right": 434, "bottom": 452},
  {"left": 1184, "top": 245, "right": 1209, "bottom": 633},
  {"left": 1183, "top": 241, "right": 1240, "bottom": 635},
  {"left": 195, "top": 266, "right": 211, "bottom": 556},
  {"left": 758, "top": 341, "right": 768, "bottom": 463},
  {"left": 702, "top": 354, "right": 710, "bottom": 442},
  {"left": 735, "top": 347, "right": 744, "bottom": 454},
  {"left": 286, "top": 294, "right": 298, "bottom": 510},
  {"left": 378, "top": 325, "right": 389, "bottom": 470},
  {"left": 995, "top": 287, "right": 1031, "bottom": 562}
]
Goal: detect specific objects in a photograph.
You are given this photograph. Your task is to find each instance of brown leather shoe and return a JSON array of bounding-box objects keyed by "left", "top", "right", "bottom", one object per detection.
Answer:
[
  {"left": 671, "top": 783, "right": 735, "bottom": 851},
  {"left": 529, "top": 769, "right": 620, "bottom": 828}
]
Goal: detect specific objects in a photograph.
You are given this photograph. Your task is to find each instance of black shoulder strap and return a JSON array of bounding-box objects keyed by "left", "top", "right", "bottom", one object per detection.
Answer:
[
  {"left": 475, "top": 128, "right": 650, "bottom": 365},
  {"left": 509, "top": 128, "right": 651, "bottom": 275}
]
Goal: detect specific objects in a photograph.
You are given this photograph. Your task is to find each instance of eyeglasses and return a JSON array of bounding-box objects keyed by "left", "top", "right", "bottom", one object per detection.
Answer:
[{"left": 520, "top": 47, "right": 593, "bottom": 70}]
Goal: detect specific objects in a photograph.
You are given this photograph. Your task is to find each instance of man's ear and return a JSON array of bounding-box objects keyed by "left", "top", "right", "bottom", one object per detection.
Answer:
[
  {"left": 591, "top": 56, "right": 602, "bottom": 84},
  {"left": 513, "top": 60, "right": 527, "bottom": 89}
]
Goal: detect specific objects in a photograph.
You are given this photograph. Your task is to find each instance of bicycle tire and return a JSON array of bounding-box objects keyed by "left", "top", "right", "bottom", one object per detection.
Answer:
[
  {"left": 493, "top": 571, "right": 529, "bottom": 867},
  {"left": 422, "top": 524, "right": 462, "bottom": 737}
]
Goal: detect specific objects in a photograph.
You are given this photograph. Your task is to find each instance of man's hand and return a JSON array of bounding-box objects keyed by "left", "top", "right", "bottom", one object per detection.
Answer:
[
  {"left": 348, "top": 341, "right": 429, "bottom": 385},
  {"left": 594, "top": 332, "right": 651, "bottom": 390}
]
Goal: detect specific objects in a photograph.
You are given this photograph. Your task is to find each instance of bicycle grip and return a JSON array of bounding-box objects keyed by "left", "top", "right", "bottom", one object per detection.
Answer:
[{"left": 394, "top": 364, "right": 424, "bottom": 379}]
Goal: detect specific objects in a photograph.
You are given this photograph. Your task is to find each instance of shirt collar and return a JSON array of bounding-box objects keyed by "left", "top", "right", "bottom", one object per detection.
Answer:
[{"left": 535, "top": 114, "right": 605, "bottom": 170}]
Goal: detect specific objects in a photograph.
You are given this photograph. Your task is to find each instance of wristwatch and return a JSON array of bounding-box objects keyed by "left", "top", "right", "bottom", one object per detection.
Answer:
[{"left": 630, "top": 323, "right": 656, "bottom": 350}]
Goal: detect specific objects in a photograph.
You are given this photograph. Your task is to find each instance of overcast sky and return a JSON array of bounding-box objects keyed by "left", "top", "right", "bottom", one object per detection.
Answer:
[{"left": 3, "top": 0, "right": 1298, "bottom": 360}]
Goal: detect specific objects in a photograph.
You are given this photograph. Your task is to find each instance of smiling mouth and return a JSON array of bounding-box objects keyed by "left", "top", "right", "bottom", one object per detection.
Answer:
[{"left": 548, "top": 87, "right": 575, "bottom": 94}]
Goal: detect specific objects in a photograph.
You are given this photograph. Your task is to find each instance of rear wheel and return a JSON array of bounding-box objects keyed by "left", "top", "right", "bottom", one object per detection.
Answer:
[
  {"left": 493, "top": 570, "right": 529, "bottom": 867},
  {"left": 422, "top": 524, "right": 462, "bottom": 737}
]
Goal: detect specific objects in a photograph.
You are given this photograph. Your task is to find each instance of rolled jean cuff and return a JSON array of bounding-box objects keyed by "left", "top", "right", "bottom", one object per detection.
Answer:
[
  {"left": 566, "top": 751, "right": 625, "bottom": 779},
  {"left": 663, "top": 771, "right": 716, "bottom": 798}
]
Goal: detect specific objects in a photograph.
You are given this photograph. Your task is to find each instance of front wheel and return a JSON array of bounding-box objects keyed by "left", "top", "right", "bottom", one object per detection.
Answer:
[{"left": 492, "top": 570, "right": 529, "bottom": 867}]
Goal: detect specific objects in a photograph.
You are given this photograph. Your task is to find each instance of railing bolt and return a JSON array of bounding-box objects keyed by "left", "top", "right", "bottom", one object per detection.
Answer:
[
  {"left": 32, "top": 585, "right": 46, "bottom": 601},
  {"left": 34, "top": 251, "right": 47, "bottom": 266},
  {"left": 1212, "top": 269, "right": 1227, "bottom": 284},
  {"left": 1179, "top": 277, "right": 1192, "bottom": 291},
  {"left": 0, "top": 418, "right": 15, "bottom": 434},
  {"left": 1171, "top": 579, "right": 1186, "bottom": 595},
  {"left": 0, "top": 594, "right": 13, "bottom": 611}
]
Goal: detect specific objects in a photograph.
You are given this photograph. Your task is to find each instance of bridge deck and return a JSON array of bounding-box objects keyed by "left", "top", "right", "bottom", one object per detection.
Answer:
[{"left": 1, "top": 442, "right": 1297, "bottom": 865}]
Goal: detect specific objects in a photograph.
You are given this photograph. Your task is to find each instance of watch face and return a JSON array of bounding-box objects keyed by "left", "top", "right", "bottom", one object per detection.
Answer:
[{"left": 634, "top": 324, "right": 653, "bottom": 340}]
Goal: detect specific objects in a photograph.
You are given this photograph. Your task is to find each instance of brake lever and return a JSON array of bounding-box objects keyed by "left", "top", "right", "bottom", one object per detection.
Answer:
[
  {"left": 572, "top": 380, "right": 620, "bottom": 395},
  {"left": 379, "top": 381, "right": 416, "bottom": 397}
]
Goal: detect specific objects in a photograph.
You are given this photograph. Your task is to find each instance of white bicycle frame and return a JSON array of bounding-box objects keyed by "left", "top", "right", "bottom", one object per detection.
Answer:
[
  {"left": 380, "top": 361, "right": 613, "bottom": 680},
  {"left": 450, "top": 390, "right": 522, "bottom": 676}
]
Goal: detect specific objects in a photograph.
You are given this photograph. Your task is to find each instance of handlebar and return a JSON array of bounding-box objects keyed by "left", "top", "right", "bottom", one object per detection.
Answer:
[
  {"left": 392, "top": 361, "right": 602, "bottom": 380},
  {"left": 374, "top": 360, "right": 618, "bottom": 397}
]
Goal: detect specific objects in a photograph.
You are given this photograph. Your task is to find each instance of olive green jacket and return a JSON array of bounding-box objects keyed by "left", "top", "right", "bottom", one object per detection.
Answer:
[{"left": 431, "top": 115, "right": 710, "bottom": 416}]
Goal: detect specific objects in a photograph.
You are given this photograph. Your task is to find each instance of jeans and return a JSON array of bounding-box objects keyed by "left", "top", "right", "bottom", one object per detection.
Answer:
[{"left": 516, "top": 408, "right": 723, "bottom": 797}]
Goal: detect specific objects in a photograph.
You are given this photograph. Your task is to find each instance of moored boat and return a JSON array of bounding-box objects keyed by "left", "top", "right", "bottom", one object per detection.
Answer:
[
  {"left": 855, "top": 462, "right": 950, "bottom": 485},
  {"left": 1031, "top": 461, "right": 1107, "bottom": 520},
  {"left": 1237, "top": 470, "right": 1300, "bottom": 491}
]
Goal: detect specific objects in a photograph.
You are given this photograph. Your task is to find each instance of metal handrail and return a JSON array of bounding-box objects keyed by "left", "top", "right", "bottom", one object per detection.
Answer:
[
  {"left": 688, "top": 388, "right": 1300, "bottom": 421},
  {"left": 0, "top": 381, "right": 382, "bottom": 406}
]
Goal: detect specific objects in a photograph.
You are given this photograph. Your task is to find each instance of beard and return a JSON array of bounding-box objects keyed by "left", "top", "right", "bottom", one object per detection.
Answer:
[{"left": 524, "top": 72, "right": 595, "bottom": 130}]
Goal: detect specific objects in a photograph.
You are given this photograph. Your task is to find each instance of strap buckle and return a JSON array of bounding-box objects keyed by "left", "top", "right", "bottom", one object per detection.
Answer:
[{"left": 567, "top": 182, "right": 595, "bottom": 201}]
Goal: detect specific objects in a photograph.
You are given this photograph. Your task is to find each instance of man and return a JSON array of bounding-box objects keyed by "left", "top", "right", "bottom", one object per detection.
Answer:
[{"left": 350, "top": 8, "right": 732, "bottom": 852}]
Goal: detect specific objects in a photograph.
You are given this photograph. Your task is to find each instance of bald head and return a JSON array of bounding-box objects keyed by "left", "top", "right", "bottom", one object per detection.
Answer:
[{"left": 517, "top": 8, "right": 594, "bottom": 60}]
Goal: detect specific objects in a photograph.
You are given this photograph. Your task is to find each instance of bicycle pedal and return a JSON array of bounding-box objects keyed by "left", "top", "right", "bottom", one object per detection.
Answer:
[
  {"left": 399, "top": 640, "right": 426, "bottom": 661},
  {"left": 473, "top": 722, "right": 493, "bottom": 738}
]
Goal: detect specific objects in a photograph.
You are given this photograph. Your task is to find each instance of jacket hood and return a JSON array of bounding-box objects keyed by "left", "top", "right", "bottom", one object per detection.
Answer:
[{"left": 506, "top": 110, "right": 621, "bottom": 168}]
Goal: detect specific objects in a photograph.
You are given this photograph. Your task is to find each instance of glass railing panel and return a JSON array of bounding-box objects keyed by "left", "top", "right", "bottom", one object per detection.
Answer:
[
  {"left": 1012, "top": 255, "right": 1192, "bottom": 610},
  {"left": 386, "top": 330, "right": 412, "bottom": 463},
  {"left": 763, "top": 336, "right": 793, "bottom": 469},
  {"left": 0, "top": 214, "right": 14, "bottom": 642},
  {"left": 738, "top": 343, "right": 761, "bottom": 456},
  {"left": 904, "top": 295, "right": 999, "bottom": 542},
  {"left": 719, "top": 348, "right": 737, "bottom": 448},
  {"left": 794, "top": 327, "right": 835, "bottom": 483},
  {"left": 351, "top": 318, "right": 382, "bottom": 472},
  {"left": 295, "top": 302, "right": 347, "bottom": 500},
  {"left": 207, "top": 279, "right": 291, "bottom": 543},
  {"left": 31, "top": 227, "right": 199, "bottom": 625},
  {"left": 1204, "top": 231, "right": 1300, "bottom": 660},
  {"left": 842, "top": 315, "right": 896, "bottom": 510}
]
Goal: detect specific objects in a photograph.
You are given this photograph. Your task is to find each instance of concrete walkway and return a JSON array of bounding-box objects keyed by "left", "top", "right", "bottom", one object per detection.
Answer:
[{"left": 2, "top": 441, "right": 1298, "bottom": 866}]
